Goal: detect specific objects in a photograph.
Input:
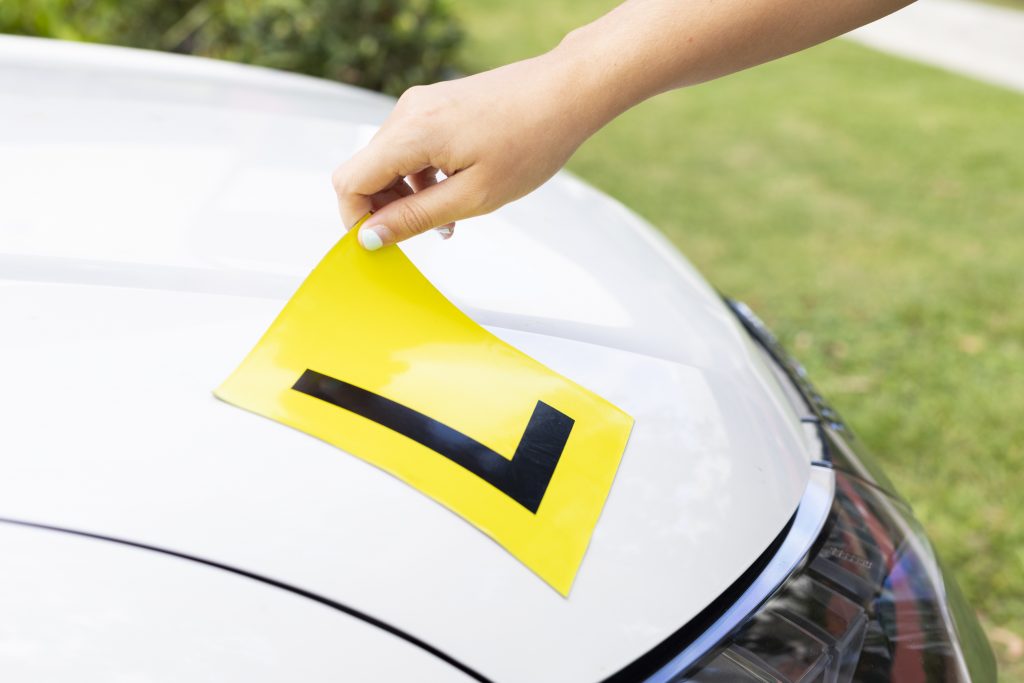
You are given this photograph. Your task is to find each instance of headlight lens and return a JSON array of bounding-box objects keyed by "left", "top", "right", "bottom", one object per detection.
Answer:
[{"left": 681, "top": 469, "right": 988, "bottom": 682}]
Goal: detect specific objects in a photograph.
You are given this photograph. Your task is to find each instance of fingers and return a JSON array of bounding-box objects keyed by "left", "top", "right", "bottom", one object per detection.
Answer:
[
  {"left": 357, "top": 171, "right": 477, "bottom": 250},
  {"left": 368, "top": 178, "right": 413, "bottom": 212},
  {"left": 407, "top": 167, "right": 439, "bottom": 193},
  {"left": 408, "top": 168, "right": 457, "bottom": 240},
  {"left": 332, "top": 139, "right": 430, "bottom": 229},
  {"left": 364, "top": 172, "right": 455, "bottom": 241}
]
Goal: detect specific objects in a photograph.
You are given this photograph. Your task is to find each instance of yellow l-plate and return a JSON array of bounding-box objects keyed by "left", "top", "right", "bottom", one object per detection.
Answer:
[{"left": 216, "top": 221, "right": 633, "bottom": 596}]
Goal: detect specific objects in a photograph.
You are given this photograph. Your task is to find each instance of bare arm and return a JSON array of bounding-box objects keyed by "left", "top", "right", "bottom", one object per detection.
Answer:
[{"left": 332, "top": 0, "right": 912, "bottom": 250}]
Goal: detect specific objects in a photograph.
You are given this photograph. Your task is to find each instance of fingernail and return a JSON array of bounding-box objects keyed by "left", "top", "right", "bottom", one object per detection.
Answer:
[
  {"left": 436, "top": 224, "right": 454, "bottom": 240},
  {"left": 358, "top": 226, "right": 386, "bottom": 251}
]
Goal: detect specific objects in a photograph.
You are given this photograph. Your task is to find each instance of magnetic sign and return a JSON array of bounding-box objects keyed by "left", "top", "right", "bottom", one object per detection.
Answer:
[{"left": 215, "top": 222, "right": 634, "bottom": 595}]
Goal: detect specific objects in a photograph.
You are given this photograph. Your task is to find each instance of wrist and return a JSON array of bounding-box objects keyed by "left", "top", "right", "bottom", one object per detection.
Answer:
[{"left": 539, "top": 28, "right": 638, "bottom": 138}]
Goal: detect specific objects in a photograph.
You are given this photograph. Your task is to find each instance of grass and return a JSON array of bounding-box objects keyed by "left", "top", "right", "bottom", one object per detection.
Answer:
[{"left": 451, "top": 0, "right": 1024, "bottom": 678}]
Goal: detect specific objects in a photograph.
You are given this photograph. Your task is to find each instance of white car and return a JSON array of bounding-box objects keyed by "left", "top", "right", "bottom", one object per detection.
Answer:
[{"left": 0, "top": 35, "right": 996, "bottom": 682}]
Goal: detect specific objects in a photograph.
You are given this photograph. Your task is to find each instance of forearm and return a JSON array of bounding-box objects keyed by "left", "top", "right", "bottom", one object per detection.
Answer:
[
  {"left": 551, "top": 0, "right": 913, "bottom": 132},
  {"left": 335, "top": 0, "right": 915, "bottom": 246}
]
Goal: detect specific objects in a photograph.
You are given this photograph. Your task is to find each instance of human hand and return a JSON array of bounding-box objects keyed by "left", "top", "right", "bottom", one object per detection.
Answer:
[
  {"left": 332, "top": 0, "right": 911, "bottom": 252},
  {"left": 331, "top": 51, "right": 610, "bottom": 250}
]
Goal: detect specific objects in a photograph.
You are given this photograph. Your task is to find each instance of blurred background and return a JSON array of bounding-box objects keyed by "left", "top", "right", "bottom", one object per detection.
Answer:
[
  {"left": 3, "top": 0, "right": 1022, "bottom": 678},
  {"left": 0, "top": 0, "right": 463, "bottom": 94}
]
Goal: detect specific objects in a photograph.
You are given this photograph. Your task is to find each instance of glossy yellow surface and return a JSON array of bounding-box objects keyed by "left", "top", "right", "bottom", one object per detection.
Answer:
[{"left": 215, "top": 224, "right": 633, "bottom": 595}]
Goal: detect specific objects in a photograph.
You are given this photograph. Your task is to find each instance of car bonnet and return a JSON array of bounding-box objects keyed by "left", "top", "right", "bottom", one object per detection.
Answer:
[{"left": 0, "top": 37, "right": 817, "bottom": 682}]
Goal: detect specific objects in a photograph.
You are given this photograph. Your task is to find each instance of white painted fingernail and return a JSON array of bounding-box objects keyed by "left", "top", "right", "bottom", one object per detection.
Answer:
[{"left": 358, "top": 226, "right": 385, "bottom": 251}]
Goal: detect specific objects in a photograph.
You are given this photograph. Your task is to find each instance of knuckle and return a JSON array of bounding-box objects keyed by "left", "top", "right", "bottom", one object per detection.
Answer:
[
  {"left": 396, "top": 83, "right": 451, "bottom": 119},
  {"left": 474, "top": 186, "right": 495, "bottom": 213},
  {"left": 331, "top": 166, "right": 350, "bottom": 195},
  {"left": 463, "top": 177, "right": 495, "bottom": 214},
  {"left": 396, "top": 85, "right": 427, "bottom": 111},
  {"left": 393, "top": 201, "right": 435, "bottom": 238}
]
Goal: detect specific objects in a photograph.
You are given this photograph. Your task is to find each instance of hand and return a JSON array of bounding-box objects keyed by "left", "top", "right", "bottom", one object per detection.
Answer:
[
  {"left": 331, "top": 52, "right": 606, "bottom": 250},
  {"left": 332, "top": 0, "right": 911, "bottom": 252}
]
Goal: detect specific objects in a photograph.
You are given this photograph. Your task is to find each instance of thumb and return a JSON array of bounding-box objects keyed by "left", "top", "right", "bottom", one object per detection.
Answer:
[{"left": 357, "top": 172, "right": 476, "bottom": 250}]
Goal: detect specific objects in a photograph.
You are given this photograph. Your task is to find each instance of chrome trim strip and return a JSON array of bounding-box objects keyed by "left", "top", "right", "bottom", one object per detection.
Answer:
[{"left": 645, "top": 465, "right": 836, "bottom": 682}]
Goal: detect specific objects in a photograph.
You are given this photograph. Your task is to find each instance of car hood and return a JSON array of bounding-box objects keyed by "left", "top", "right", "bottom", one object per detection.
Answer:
[{"left": 0, "top": 37, "right": 815, "bottom": 682}]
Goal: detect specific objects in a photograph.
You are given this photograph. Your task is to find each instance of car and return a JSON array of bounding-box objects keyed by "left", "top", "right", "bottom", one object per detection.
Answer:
[{"left": 0, "top": 34, "right": 997, "bottom": 682}]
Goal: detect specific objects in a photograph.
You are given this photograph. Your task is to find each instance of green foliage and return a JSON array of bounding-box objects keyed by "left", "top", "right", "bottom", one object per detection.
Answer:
[{"left": 0, "top": 0, "right": 462, "bottom": 94}]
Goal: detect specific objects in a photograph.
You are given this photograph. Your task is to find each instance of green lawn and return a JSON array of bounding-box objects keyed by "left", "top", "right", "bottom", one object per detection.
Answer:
[{"left": 452, "top": 0, "right": 1024, "bottom": 678}]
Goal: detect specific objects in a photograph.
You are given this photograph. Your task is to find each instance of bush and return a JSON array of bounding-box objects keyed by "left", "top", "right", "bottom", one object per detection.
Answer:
[{"left": 0, "top": 0, "right": 463, "bottom": 95}]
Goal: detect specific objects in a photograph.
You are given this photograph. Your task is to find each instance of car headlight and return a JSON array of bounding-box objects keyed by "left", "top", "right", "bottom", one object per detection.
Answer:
[
  {"left": 680, "top": 466, "right": 991, "bottom": 682},
  {"left": 615, "top": 299, "right": 996, "bottom": 683}
]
